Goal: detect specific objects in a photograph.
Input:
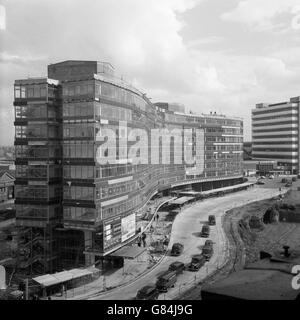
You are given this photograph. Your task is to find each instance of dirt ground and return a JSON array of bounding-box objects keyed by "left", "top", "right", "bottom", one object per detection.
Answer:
[{"left": 238, "top": 189, "right": 300, "bottom": 264}]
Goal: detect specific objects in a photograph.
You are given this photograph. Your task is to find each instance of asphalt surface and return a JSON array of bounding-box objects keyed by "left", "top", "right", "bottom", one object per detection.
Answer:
[{"left": 86, "top": 185, "right": 285, "bottom": 300}]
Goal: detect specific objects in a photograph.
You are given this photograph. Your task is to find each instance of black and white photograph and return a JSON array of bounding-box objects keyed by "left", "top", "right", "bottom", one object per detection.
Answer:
[{"left": 0, "top": 0, "right": 300, "bottom": 312}]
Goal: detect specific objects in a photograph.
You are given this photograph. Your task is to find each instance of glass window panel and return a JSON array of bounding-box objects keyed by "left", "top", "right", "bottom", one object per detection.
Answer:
[{"left": 82, "top": 166, "right": 87, "bottom": 178}]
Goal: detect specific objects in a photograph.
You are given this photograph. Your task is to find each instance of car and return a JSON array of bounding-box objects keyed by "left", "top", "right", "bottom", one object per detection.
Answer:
[
  {"left": 292, "top": 177, "right": 297, "bottom": 182},
  {"left": 188, "top": 255, "right": 206, "bottom": 271},
  {"left": 200, "top": 225, "right": 210, "bottom": 237},
  {"left": 281, "top": 178, "right": 288, "bottom": 183},
  {"left": 156, "top": 270, "right": 177, "bottom": 292},
  {"left": 202, "top": 243, "right": 214, "bottom": 261},
  {"left": 285, "top": 182, "right": 292, "bottom": 187},
  {"left": 269, "top": 175, "right": 274, "bottom": 179},
  {"left": 256, "top": 180, "right": 265, "bottom": 185},
  {"left": 260, "top": 176, "right": 266, "bottom": 179},
  {"left": 208, "top": 215, "right": 216, "bottom": 226},
  {"left": 168, "top": 261, "right": 185, "bottom": 275},
  {"left": 136, "top": 285, "right": 160, "bottom": 300},
  {"left": 204, "top": 239, "right": 213, "bottom": 247},
  {"left": 170, "top": 243, "right": 184, "bottom": 256}
]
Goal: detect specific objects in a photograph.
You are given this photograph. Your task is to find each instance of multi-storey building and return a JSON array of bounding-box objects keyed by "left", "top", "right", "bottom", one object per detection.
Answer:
[
  {"left": 14, "top": 60, "right": 243, "bottom": 273},
  {"left": 252, "top": 97, "right": 300, "bottom": 174},
  {"left": 14, "top": 78, "right": 62, "bottom": 273}
]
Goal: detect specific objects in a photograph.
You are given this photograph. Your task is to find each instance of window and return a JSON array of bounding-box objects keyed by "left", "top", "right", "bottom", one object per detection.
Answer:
[
  {"left": 40, "top": 86, "right": 47, "bottom": 97},
  {"left": 15, "top": 86, "right": 21, "bottom": 98},
  {"left": 21, "top": 86, "right": 26, "bottom": 98},
  {"left": 33, "top": 85, "right": 40, "bottom": 98},
  {"left": 27, "top": 87, "right": 34, "bottom": 98}
]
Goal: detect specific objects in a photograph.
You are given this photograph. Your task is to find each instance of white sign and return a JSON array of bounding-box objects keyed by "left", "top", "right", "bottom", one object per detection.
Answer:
[
  {"left": 121, "top": 213, "right": 136, "bottom": 242},
  {"left": 0, "top": 265, "right": 6, "bottom": 290}
]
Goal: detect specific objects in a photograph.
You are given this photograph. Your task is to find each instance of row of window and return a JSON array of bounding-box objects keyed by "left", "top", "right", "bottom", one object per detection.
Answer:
[
  {"left": 64, "top": 186, "right": 94, "bottom": 201},
  {"left": 102, "top": 194, "right": 140, "bottom": 220},
  {"left": 15, "top": 145, "right": 61, "bottom": 159},
  {"left": 15, "top": 125, "right": 59, "bottom": 139},
  {"left": 15, "top": 104, "right": 58, "bottom": 120},
  {"left": 14, "top": 84, "right": 57, "bottom": 99},
  {"left": 16, "top": 204, "right": 60, "bottom": 219},
  {"left": 15, "top": 185, "right": 61, "bottom": 200},
  {"left": 63, "top": 82, "right": 95, "bottom": 97},
  {"left": 63, "top": 143, "right": 94, "bottom": 158},
  {"left": 63, "top": 102, "right": 94, "bottom": 118},
  {"left": 63, "top": 165, "right": 94, "bottom": 179},
  {"left": 63, "top": 207, "right": 95, "bottom": 222},
  {"left": 16, "top": 165, "right": 61, "bottom": 179},
  {"left": 206, "top": 145, "right": 242, "bottom": 151},
  {"left": 205, "top": 136, "right": 243, "bottom": 143},
  {"left": 63, "top": 124, "right": 95, "bottom": 138}
]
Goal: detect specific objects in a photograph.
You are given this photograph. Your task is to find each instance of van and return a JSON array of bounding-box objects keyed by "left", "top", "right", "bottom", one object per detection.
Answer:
[
  {"left": 188, "top": 255, "right": 206, "bottom": 271},
  {"left": 168, "top": 261, "right": 185, "bottom": 275},
  {"left": 201, "top": 225, "right": 210, "bottom": 237},
  {"left": 156, "top": 270, "right": 177, "bottom": 292},
  {"left": 136, "top": 285, "right": 160, "bottom": 300},
  {"left": 208, "top": 215, "right": 216, "bottom": 226}
]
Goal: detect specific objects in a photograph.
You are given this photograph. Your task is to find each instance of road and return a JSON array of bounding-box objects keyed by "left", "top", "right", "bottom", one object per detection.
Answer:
[{"left": 86, "top": 185, "right": 284, "bottom": 300}]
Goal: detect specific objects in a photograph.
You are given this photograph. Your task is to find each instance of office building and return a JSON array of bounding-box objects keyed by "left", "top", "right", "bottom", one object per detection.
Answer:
[
  {"left": 252, "top": 97, "right": 300, "bottom": 174},
  {"left": 14, "top": 60, "right": 243, "bottom": 273}
]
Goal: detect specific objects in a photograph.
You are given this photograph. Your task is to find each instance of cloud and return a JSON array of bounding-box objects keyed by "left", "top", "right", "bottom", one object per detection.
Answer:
[
  {"left": 0, "top": 4, "right": 5, "bottom": 30},
  {"left": 1, "top": 0, "right": 300, "bottom": 144},
  {"left": 221, "top": 0, "right": 300, "bottom": 32}
]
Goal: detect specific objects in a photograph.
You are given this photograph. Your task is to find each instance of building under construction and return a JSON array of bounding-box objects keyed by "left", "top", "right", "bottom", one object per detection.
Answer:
[{"left": 13, "top": 60, "right": 244, "bottom": 275}]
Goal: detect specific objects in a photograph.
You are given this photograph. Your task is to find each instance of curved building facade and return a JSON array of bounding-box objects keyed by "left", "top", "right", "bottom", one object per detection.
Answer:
[{"left": 14, "top": 60, "right": 243, "bottom": 271}]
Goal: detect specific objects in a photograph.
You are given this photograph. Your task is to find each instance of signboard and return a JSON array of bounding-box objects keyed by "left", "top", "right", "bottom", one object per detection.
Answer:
[
  {"left": 121, "top": 213, "right": 136, "bottom": 242},
  {"left": 103, "top": 218, "right": 121, "bottom": 251}
]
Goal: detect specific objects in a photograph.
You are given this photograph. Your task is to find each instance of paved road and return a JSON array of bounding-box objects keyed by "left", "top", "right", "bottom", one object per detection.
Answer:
[{"left": 86, "top": 186, "right": 284, "bottom": 300}]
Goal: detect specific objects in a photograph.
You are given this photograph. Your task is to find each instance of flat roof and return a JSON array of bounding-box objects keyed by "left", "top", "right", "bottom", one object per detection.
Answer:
[
  {"left": 178, "top": 190, "right": 201, "bottom": 196},
  {"left": 201, "top": 182, "right": 254, "bottom": 195},
  {"left": 168, "top": 196, "right": 194, "bottom": 205},
  {"left": 202, "top": 257, "right": 300, "bottom": 300},
  {"left": 110, "top": 246, "right": 146, "bottom": 259},
  {"left": 33, "top": 268, "right": 93, "bottom": 287}
]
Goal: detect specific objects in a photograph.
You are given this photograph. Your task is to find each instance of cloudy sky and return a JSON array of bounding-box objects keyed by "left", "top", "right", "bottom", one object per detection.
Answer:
[{"left": 1, "top": 0, "right": 300, "bottom": 145}]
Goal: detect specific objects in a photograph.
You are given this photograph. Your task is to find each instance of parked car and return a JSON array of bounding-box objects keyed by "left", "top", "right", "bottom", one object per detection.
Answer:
[
  {"left": 202, "top": 243, "right": 214, "bottom": 261},
  {"left": 171, "top": 243, "right": 184, "bottom": 256},
  {"left": 201, "top": 225, "right": 210, "bottom": 237},
  {"left": 260, "top": 176, "right": 266, "bottom": 179},
  {"left": 136, "top": 285, "right": 160, "bottom": 300},
  {"left": 269, "top": 175, "right": 274, "bottom": 179},
  {"left": 168, "top": 261, "right": 185, "bottom": 275},
  {"left": 208, "top": 215, "right": 216, "bottom": 226},
  {"left": 156, "top": 270, "right": 177, "bottom": 292},
  {"left": 285, "top": 182, "right": 292, "bottom": 187},
  {"left": 204, "top": 239, "right": 213, "bottom": 247},
  {"left": 256, "top": 180, "right": 265, "bottom": 185},
  {"left": 188, "top": 255, "right": 206, "bottom": 271}
]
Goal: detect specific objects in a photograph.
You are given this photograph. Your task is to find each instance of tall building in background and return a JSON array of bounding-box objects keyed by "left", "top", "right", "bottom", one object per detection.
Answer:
[
  {"left": 14, "top": 60, "right": 244, "bottom": 273},
  {"left": 252, "top": 97, "right": 300, "bottom": 174}
]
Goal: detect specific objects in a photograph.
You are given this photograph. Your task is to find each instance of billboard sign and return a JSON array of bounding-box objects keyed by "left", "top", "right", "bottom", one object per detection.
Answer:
[{"left": 121, "top": 213, "right": 136, "bottom": 242}]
